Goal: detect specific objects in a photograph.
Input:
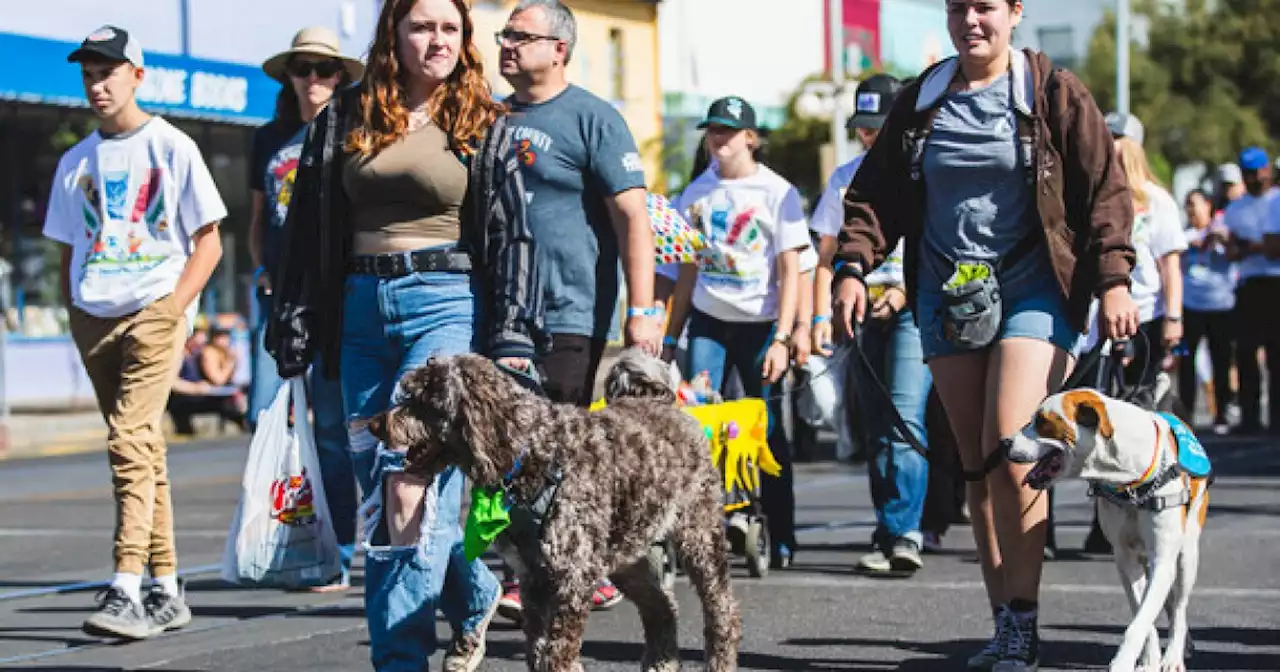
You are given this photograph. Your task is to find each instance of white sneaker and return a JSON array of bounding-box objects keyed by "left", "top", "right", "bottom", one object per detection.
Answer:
[{"left": 855, "top": 549, "right": 891, "bottom": 574}]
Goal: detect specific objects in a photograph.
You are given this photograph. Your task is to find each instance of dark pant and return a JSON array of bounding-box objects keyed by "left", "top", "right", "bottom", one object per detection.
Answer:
[
  {"left": 538, "top": 334, "right": 608, "bottom": 408},
  {"left": 1234, "top": 278, "right": 1280, "bottom": 430},
  {"left": 1179, "top": 309, "right": 1234, "bottom": 424},
  {"left": 686, "top": 310, "right": 795, "bottom": 552},
  {"left": 167, "top": 393, "right": 246, "bottom": 435},
  {"left": 500, "top": 333, "right": 608, "bottom": 584},
  {"left": 1127, "top": 318, "right": 1167, "bottom": 388},
  {"left": 920, "top": 388, "right": 965, "bottom": 536}
]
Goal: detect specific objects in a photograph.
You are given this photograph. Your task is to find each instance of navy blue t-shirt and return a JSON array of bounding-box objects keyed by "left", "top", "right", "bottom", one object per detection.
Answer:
[
  {"left": 250, "top": 119, "right": 304, "bottom": 281},
  {"left": 506, "top": 85, "right": 647, "bottom": 339}
]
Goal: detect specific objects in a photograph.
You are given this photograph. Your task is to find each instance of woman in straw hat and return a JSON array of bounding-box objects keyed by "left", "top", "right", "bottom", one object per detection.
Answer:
[
  {"left": 266, "top": 0, "right": 545, "bottom": 669},
  {"left": 246, "top": 25, "right": 364, "bottom": 593}
]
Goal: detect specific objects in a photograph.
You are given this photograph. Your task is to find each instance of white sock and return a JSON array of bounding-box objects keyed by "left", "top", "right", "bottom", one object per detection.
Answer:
[
  {"left": 111, "top": 572, "right": 143, "bottom": 603},
  {"left": 155, "top": 573, "right": 180, "bottom": 597}
]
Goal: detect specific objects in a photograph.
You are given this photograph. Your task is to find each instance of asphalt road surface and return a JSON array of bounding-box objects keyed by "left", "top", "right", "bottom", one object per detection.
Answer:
[{"left": 0, "top": 434, "right": 1276, "bottom": 671}]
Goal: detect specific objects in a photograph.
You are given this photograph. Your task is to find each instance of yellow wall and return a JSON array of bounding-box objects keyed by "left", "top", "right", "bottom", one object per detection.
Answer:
[{"left": 470, "top": 0, "right": 662, "bottom": 185}]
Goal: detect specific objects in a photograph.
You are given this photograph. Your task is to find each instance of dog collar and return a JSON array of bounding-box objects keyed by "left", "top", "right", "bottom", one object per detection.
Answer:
[
  {"left": 1092, "top": 419, "right": 1184, "bottom": 510},
  {"left": 1123, "top": 419, "right": 1165, "bottom": 488}
]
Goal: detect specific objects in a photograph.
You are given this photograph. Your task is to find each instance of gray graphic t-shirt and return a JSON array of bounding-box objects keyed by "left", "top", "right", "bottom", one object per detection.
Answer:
[
  {"left": 506, "top": 85, "right": 647, "bottom": 339},
  {"left": 919, "top": 72, "right": 1043, "bottom": 290}
]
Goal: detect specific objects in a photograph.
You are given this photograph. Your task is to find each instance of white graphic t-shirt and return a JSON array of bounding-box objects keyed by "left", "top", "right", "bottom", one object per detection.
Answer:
[
  {"left": 43, "top": 118, "right": 227, "bottom": 319},
  {"left": 1129, "top": 182, "right": 1188, "bottom": 322},
  {"left": 674, "top": 164, "right": 812, "bottom": 322},
  {"left": 810, "top": 154, "right": 904, "bottom": 287}
]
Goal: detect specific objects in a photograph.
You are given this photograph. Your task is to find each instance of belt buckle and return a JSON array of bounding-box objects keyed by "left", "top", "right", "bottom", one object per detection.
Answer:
[{"left": 401, "top": 250, "right": 416, "bottom": 275}]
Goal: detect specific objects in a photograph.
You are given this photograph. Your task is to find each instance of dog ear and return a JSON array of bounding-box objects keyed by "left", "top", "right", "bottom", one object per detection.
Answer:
[{"left": 1061, "top": 390, "right": 1115, "bottom": 439}]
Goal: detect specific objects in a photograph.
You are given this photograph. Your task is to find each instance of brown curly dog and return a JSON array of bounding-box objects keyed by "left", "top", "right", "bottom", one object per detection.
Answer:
[{"left": 369, "top": 350, "right": 741, "bottom": 672}]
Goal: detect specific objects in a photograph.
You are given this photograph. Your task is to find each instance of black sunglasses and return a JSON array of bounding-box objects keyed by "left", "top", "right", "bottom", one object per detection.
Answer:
[
  {"left": 287, "top": 59, "right": 343, "bottom": 79},
  {"left": 494, "top": 29, "right": 559, "bottom": 47}
]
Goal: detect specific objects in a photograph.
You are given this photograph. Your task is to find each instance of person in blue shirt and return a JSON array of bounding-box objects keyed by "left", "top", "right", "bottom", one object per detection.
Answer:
[
  {"left": 494, "top": 0, "right": 661, "bottom": 618},
  {"left": 1179, "top": 189, "right": 1236, "bottom": 434}
]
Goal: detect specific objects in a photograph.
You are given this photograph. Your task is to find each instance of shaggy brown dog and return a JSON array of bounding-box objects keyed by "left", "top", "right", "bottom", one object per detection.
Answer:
[{"left": 370, "top": 350, "right": 741, "bottom": 672}]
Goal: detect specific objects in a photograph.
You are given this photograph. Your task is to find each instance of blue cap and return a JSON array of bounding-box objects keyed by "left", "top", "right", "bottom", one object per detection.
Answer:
[{"left": 1239, "top": 146, "right": 1269, "bottom": 171}]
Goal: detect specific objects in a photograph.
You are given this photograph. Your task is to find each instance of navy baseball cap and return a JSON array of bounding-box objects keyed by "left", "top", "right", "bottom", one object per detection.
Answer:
[
  {"left": 1239, "top": 146, "right": 1269, "bottom": 172},
  {"left": 67, "top": 25, "right": 145, "bottom": 67},
  {"left": 848, "top": 74, "right": 903, "bottom": 130},
  {"left": 697, "top": 96, "right": 757, "bottom": 131}
]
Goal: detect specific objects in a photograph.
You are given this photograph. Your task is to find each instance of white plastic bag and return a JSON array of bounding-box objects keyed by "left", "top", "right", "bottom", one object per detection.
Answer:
[{"left": 221, "top": 377, "right": 342, "bottom": 588}]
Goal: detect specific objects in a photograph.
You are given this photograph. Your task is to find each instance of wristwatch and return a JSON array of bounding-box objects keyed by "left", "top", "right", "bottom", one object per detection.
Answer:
[
  {"left": 1165, "top": 314, "right": 1183, "bottom": 323},
  {"left": 772, "top": 332, "right": 793, "bottom": 347}
]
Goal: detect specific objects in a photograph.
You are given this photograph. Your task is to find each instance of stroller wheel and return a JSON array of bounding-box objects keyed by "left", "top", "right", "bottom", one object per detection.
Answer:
[
  {"left": 726, "top": 512, "right": 749, "bottom": 556},
  {"left": 745, "top": 519, "right": 770, "bottom": 578},
  {"left": 647, "top": 540, "right": 677, "bottom": 592}
]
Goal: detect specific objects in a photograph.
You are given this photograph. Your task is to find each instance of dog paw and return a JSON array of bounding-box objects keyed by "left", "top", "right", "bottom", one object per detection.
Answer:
[{"left": 1159, "top": 662, "right": 1186, "bottom": 672}]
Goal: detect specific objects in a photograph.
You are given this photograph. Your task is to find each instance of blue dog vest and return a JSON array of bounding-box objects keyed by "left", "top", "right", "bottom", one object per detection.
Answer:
[{"left": 1157, "top": 412, "right": 1212, "bottom": 478}]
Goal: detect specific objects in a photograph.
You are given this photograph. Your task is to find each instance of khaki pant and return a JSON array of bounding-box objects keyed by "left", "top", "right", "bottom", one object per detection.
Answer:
[{"left": 69, "top": 295, "right": 187, "bottom": 576}]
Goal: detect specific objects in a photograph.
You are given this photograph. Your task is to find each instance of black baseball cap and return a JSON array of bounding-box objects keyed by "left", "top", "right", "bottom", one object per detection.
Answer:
[
  {"left": 67, "top": 25, "right": 145, "bottom": 67},
  {"left": 697, "top": 96, "right": 757, "bottom": 131},
  {"left": 848, "top": 74, "right": 903, "bottom": 130}
]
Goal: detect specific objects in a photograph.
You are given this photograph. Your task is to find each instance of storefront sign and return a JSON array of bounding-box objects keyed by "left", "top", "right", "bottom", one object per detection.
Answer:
[{"left": 0, "top": 31, "right": 276, "bottom": 126}]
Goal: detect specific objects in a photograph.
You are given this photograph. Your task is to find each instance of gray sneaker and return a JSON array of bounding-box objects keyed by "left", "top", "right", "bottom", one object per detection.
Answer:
[
  {"left": 967, "top": 606, "right": 1010, "bottom": 671},
  {"left": 855, "top": 549, "right": 892, "bottom": 573},
  {"left": 442, "top": 589, "right": 500, "bottom": 672},
  {"left": 889, "top": 538, "right": 924, "bottom": 572},
  {"left": 83, "top": 587, "right": 151, "bottom": 640},
  {"left": 144, "top": 582, "right": 192, "bottom": 635}
]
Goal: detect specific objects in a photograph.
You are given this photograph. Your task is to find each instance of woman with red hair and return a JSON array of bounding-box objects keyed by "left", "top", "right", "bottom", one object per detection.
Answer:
[{"left": 268, "top": 0, "right": 545, "bottom": 669}]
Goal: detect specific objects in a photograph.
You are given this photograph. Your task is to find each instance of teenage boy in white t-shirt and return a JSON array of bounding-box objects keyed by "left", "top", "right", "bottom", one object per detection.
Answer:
[{"left": 42, "top": 26, "right": 226, "bottom": 640}]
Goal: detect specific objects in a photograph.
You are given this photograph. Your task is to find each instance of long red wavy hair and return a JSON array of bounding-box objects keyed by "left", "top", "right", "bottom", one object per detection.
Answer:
[{"left": 346, "top": 0, "right": 504, "bottom": 156}]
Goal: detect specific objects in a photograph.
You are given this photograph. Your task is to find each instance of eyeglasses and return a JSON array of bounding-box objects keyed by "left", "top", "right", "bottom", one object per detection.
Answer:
[
  {"left": 287, "top": 60, "right": 343, "bottom": 79},
  {"left": 494, "top": 29, "right": 560, "bottom": 47}
]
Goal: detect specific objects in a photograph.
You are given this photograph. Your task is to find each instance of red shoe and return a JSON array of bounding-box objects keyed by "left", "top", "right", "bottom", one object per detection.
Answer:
[
  {"left": 497, "top": 581, "right": 522, "bottom": 624},
  {"left": 591, "top": 580, "right": 624, "bottom": 611}
]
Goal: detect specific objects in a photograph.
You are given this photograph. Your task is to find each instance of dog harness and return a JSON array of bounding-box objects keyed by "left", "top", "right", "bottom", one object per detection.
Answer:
[{"left": 1090, "top": 417, "right": 1212, "bottom": 512}]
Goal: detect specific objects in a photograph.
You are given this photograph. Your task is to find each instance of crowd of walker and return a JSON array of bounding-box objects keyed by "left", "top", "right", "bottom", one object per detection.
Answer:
[{"left": 38, "top": 0, "right": 1279, "bottom": 670}]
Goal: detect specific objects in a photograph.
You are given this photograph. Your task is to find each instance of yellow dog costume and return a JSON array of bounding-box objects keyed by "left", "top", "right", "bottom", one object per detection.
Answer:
[{"left": 589, "top": 398, "right": 782, "bottom": 509}]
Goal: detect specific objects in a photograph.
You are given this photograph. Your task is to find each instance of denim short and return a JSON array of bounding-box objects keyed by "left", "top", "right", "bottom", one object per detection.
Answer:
[{"left": 916, "top": 268, "right": 1081, "bottom": 360}]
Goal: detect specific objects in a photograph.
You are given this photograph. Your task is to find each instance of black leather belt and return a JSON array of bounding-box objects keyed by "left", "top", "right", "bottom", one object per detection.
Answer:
[{"left": 349, "top": 249, "right": 472, "bottom": 277}]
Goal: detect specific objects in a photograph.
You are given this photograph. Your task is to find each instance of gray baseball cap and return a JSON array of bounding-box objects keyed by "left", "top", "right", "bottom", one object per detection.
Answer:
[
  {"left": 1217, "top": 163, "right": 1243, "bottom": 185},
  {"left": 1105, "top": 112, "right": 1145, "bottom": 146}
]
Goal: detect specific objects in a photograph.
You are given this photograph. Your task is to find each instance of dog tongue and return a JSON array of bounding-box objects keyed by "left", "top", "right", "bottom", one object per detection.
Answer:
[{"left": 1023, "top": 451, "right": 1062, "bottom": 488}]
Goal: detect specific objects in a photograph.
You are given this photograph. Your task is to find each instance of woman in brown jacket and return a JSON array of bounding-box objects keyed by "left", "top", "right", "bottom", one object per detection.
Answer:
[{"left": 831, "top": 1, "right": 1139, "bottom": 669}]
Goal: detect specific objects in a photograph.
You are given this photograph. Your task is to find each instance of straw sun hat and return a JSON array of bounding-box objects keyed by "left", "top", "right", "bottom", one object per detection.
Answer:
[{"left": 262, "top": 26, "right": 365, "bottom": 83}]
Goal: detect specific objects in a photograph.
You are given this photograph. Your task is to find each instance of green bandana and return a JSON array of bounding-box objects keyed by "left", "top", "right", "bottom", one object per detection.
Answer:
[{"left": 464, "top": 486, "right": 512, "bottom": 561}]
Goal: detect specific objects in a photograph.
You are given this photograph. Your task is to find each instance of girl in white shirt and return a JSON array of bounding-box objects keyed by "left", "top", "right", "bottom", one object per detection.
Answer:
[{"left": 666, "top": 96, "right": 809, "bottom": 569}]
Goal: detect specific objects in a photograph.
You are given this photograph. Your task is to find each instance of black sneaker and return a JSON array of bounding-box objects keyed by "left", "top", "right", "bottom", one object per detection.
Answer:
[
  {"left": 994, "top": 609, "right": 1040, "bottom": 671},
  {"left": 143, "top": 582, "right": 192, "bottom": 635},
  {"left": 82, "top": 587, "right": 150, "bottom": 640},
  {"left": 966, "top": 606, "right": 1009, "bottom": 671}
]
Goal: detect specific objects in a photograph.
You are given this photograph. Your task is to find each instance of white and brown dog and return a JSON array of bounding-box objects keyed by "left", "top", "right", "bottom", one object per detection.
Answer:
[{"left": 1005, "top": 388, "right": 1212, "bottom": 672}]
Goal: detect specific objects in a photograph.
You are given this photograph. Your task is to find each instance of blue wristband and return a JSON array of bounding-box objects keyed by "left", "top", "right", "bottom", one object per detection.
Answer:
[
  {"left": 627, "top": 305, "right": 664, "bottom": 319},
  {"left": 663, "top": 335, "right": 679, "bottom": 347},
  {"left": 812, "top": 314, "right": 831, "bottom": 325}
]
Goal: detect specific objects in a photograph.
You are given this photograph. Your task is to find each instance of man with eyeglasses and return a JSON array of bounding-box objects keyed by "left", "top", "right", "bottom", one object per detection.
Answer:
[{"left": 493, "top": 0, "right": 659, "bottom": 621}]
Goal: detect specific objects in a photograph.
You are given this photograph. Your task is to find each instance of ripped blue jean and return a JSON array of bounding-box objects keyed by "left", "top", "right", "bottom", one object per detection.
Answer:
[{"left": 341, "top": 265, "right": 500, "bottom": 671}]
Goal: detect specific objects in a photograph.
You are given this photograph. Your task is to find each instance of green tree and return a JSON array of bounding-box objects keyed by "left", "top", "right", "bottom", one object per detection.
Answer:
[{"left": 1081, "top": 0, "right": 1279, "bottom": 172}]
